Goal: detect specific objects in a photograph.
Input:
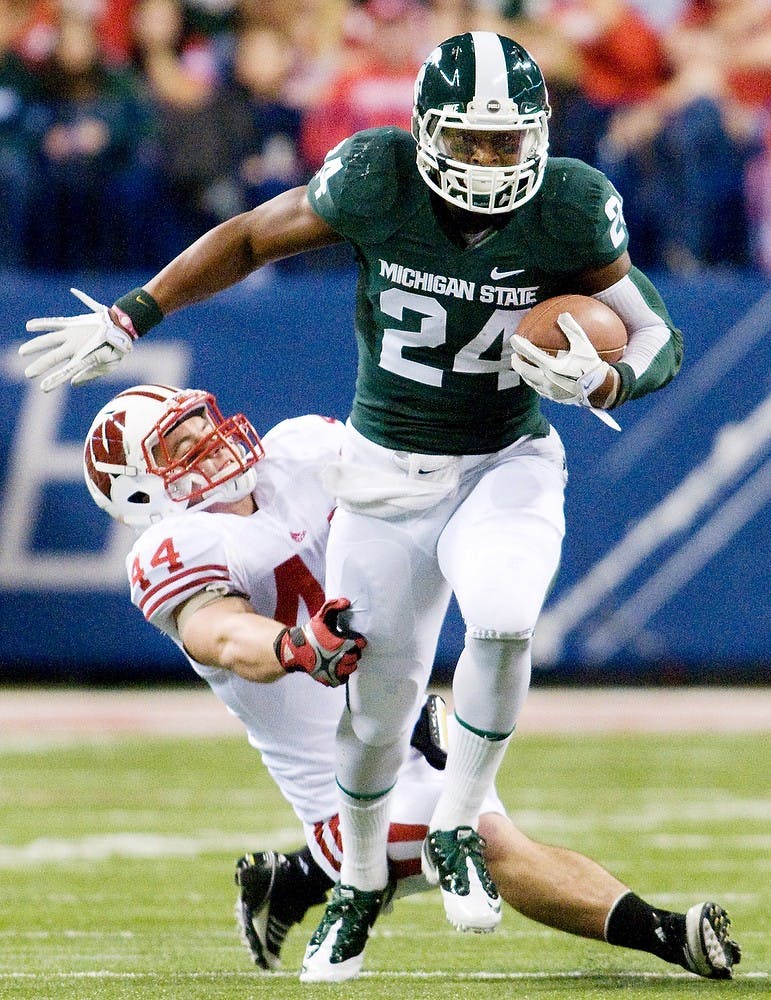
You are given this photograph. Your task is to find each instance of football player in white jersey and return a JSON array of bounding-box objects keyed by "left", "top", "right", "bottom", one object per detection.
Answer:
[{"left": 82, "top": 384, "right": 740, "bottom": 983}]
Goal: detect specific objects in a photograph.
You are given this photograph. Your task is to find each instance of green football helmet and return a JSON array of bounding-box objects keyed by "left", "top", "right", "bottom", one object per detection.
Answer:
[{"left": 412, "top": 31, "right": 550, "bottom": 214}]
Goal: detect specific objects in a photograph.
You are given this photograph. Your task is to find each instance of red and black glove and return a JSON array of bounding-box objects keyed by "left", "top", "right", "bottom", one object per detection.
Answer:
[{"left": 274, "top": 598, "right": 367, "bottom": 687}]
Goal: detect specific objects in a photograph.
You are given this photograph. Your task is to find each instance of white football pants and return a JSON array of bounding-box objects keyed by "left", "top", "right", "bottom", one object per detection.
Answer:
[{"left": 324, "top": 422, "right": 567, "bottom": 798}]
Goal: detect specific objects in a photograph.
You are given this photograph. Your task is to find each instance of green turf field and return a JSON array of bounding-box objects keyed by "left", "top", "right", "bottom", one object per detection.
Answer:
[{"left": 0, "top": 722, "right": 768, "bottom": 999}]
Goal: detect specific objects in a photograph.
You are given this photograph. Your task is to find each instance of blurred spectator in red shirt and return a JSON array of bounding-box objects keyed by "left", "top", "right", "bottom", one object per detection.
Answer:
[
  {"left": 299, "top": 0, "right": 431, "bottom": 170},
  {"left": 17, "top": 0, "right": 136, "bottom": 66},
  {"left": 548, "top": 0, "right": 670, "bottom": 106},
  {"left": 510, "top": 0, "right": 671, "bottom": 164},
  {"left": 673, "top": 0, "right": 771, "bottom": 110}
]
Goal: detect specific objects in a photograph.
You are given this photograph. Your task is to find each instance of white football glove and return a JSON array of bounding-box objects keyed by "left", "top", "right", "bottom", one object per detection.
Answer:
[
  {"left": 510, "top": 312, "right": 611, "bottom": 405},
  {"left": 20, "top": 288, "right": 136, "bottom": 392},
  {"left": 511, "top": 311, "right": 622, "bottom": 431}
]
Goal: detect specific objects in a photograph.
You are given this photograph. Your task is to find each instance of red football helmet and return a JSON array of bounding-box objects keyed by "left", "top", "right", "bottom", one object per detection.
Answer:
[{"left": 84, "top": 384, "right": 264, "bottom": 528}]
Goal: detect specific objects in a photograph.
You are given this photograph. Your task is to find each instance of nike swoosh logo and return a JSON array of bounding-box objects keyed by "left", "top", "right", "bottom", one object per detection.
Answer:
[
  {"left": 490, "top": 267, "right": 525, "bottom": 280},
  {"left": 136, "top": 295, "right": 150, "bottom": 306}
]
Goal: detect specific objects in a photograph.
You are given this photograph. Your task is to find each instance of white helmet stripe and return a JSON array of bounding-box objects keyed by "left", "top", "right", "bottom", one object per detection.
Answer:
[{"left": 471, "top": 30, "right": 509, "bottom": 101}]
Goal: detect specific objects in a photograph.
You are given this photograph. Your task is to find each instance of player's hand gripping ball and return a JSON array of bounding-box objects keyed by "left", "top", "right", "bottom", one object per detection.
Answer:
[
  {"left": 510, "top": 294, "right": 627, "bottom": 408},
  {"left": 514, "top": 294, "right": 627, "bottom": 361}
]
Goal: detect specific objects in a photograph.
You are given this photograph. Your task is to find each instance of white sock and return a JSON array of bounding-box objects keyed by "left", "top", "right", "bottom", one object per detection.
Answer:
[
  {"left": 338, "top": 787, "right": 392, "bottom": 891},
  {"left": 429, "top": 720, "right": 511, "bottom": 831}
]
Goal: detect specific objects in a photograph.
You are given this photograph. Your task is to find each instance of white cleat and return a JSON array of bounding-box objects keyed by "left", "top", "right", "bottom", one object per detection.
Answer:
[
  {"left": 422, "top": 826, "right": 501, "bottom": 933},
  {"left": 299, "top": 883, "right": 387, "bottom": 983}
]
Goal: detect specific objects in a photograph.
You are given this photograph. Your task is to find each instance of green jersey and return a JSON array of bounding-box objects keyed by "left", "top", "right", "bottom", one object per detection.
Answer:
[{"left": 307, "top": 127, "right": 667, "bottom": 454}]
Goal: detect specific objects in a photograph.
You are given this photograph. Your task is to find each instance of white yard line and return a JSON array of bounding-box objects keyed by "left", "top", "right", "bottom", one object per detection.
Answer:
[{"left": 0, "top": 968, "right": 766, "bottom": 981}]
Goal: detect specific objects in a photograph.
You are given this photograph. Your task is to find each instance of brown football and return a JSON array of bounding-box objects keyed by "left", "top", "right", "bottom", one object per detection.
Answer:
[{"left": 515, "top": 294, "right": 627, "bottom": 361}]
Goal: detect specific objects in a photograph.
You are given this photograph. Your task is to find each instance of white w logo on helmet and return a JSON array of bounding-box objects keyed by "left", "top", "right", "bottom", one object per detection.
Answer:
[{"left": 83, "top": 385, "right": 264, "bottom": 529}]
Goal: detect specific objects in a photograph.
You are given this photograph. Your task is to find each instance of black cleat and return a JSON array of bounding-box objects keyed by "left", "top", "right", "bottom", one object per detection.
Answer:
[
  {"left": 235, "top": 851, "right": 287, "bottom": 969},
  {"left": 410, "top": 694, "right": 449, "bottom": 770},
  {"left": 235, "top": 848, "right": 331, "bottom": 970},
  {"left": 680, "top": 902, "right": 742, "bottom": 979}
]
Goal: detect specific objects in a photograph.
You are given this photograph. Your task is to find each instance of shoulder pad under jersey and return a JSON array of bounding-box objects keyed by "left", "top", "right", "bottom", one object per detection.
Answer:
[
  {"left": 523, "top": 157, "right": 629, "bottom": 270},
  {"left": 261, "top": 414, "right": 344, "bottom": 463},
  {"left": 307, "top": 127, "right": 422, "bottom": 243},
  {"left": 127, "top": 515, "right": 233, "bottom": 626}
]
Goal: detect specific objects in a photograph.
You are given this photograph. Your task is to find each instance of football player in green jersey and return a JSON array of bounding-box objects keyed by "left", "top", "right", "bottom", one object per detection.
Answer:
[{"left": 22, "top": 31, "right": 683, "bottom": 982}]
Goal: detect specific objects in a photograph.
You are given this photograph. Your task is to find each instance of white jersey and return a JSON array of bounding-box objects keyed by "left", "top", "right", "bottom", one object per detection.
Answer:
[
  {"left": 126, "top": 412, "right": 506, "bottom": 883},
  {"left": 126, "top": 415, "right": 346, "bottom": 823}
]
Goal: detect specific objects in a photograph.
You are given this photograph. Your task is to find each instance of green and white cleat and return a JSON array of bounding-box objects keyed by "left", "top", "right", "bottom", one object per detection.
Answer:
[
  {"left": 299, "top": 883, "right": 388, "bottom": 983},
  {"left": 422, "top": 825, "right": 501, "bottom": 933}
]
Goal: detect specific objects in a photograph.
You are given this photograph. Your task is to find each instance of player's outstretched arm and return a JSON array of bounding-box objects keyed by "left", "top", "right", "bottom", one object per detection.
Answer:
[
  {"left": 144, "top": 186, "right": 342, "bottom": 317},
  {"left": 178, "top": 595, "right": 289, "bottom": 682},
  {"left": 177, "top": 594, "right": 366, "bottom": 686},
  {"left": 21, "top": 187, "right": 343, "bottom": 392}
]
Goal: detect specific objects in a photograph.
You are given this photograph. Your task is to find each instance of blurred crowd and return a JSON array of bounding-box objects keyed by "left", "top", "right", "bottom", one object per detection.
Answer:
[{"left": 0, "top": 0, "right": 769, "bottom": 274}]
